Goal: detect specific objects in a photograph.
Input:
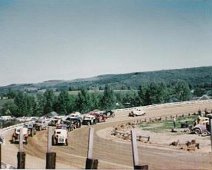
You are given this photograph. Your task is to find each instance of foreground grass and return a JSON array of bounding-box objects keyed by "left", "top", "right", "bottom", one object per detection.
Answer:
[{"left": 140, "top": 115, "right": 198, "bottom": 133}]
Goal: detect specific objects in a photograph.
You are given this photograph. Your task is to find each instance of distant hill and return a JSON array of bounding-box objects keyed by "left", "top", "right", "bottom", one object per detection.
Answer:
[{"left": 0, "top": 66, "right": 212, "bottom": 93}]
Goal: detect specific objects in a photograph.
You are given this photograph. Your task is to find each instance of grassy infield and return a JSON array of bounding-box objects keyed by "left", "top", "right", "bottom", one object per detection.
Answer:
[{"left": 140, "top": 115, "right": 198, "bottom": 133}]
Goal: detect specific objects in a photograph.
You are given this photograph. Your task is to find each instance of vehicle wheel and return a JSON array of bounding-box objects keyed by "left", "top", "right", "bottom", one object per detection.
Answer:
[
  {"left": 96, "top": 119, "right": 99, "bottom": 123},
  {"left": 65, "top": 139, "right": 68, "bottom": 146},
  {"left": 31, "top": 129, "right": 34, "bottom": 137},
  {"left": 25, "top": 138, "right": 28, "bottom": 145},
  {"left": 194, "top": 128, "right": 201, "bottom": 135},
  {"left": 52, "top": 136, "right": 55, "bottom": 145}
]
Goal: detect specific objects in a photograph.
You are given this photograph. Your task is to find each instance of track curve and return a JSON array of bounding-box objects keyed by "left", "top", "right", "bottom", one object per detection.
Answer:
[{"left": 2, "top": 100, "right": 212, "bottom": 169}]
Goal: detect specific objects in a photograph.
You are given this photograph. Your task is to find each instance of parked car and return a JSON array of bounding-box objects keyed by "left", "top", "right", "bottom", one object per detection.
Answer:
[
  {"left": 52, "top": 124, "right": 68, "bottom": 146},
  {"left": 194, "top": 116, "right": 209, "bottom": 126},
  {"left": 103, "top": 110, "right": 115, "bottom": 118},
  {"left": 190, "top": 124, "right": 209, "bottom": 135},
  {"left": 129, "top": 108, "right": 146, "bottom": 117}
]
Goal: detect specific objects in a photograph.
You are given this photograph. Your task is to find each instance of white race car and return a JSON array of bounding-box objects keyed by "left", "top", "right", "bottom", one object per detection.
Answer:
[{"left": 52, "top": 124, "right": 68, "bottom": 146}]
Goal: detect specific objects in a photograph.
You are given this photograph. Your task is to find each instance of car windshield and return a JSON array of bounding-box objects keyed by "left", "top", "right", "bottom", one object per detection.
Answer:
[{"left": 36, "top": 120, "right": 43, "bottom": 123}]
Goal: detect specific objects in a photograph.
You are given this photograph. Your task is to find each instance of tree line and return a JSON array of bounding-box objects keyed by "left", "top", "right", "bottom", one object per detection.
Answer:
[{"left": 0, "top": 80, "right": 191, "bottom": 117}]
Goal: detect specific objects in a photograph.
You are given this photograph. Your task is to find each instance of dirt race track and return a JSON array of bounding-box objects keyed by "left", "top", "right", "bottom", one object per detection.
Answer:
[{"left": 2, "top": 100, "right": 212, "bottom": 169}]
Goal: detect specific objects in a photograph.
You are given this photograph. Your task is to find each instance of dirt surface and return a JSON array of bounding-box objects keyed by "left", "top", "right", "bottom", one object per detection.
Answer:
[{"left": 2, "top": 100, "right": 212, "bottom": 169}]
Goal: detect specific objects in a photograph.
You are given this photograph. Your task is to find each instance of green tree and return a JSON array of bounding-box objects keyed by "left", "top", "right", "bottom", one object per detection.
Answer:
[
  {"left": 36, "top": 93, "right": 46, "bottom": 116},
  {"left": 75, "top": 89, "right": 91, "bottom": 113},
  {"left": 57, "top": 90, "right": 70, "bottom": 114},
  {"left": 6, "top": 89, "right": 17, "bottom": 99},
  {"left": 68, "top": 95, "right": 77, "bottom": 113},
  {"left": 25, "top": 95, "right": 37, "bottom": 116},
  {"left": 193, "top": 88, "right": 206, "bottom": 97},
  {"left": 13, "top": 92, "right": 37, "bottom": 116},
  {"left": 14, "top": 92, "right": 27, "bottom": 116},
  {"left": 123, "top": 90, "right": 139, "bottom": 107},
  {"left": 173, "top": 80, "right": 191, "bottom": 101},
  {"left": 149, "top": 82, "right": 167, "bottom": 104},
  {"left": 100, "top": 85, "right": 116, "bottom": 110},
  {"left": 1, "top": 101, "right": 18, "bottom": 116},
  {"left": 138, "top": 85, "right": 149, "bottom": 105},
  {"left": 43, "top": 90, "right": 55, "bottom": 114},
  {"left": 90, "top": 93, "right": 101, "bottom": 110}
]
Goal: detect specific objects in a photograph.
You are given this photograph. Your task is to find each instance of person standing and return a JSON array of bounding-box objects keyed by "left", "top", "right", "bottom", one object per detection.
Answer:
[{"left": 173, "top": 117, "right": 176, "bottom": 129}]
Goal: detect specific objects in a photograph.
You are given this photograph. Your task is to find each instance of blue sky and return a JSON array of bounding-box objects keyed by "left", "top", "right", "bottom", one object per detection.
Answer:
[{"left": 0, "top": 0, "right": 211, "bottom": 86}]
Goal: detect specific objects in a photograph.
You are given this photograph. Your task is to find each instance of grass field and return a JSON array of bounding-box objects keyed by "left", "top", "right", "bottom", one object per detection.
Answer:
[
  {"left": 140, "top": 115, "right": 198, "bottom": 133},
  {"left": 54, "top": 89, "right": 138, "bottom": 96}
]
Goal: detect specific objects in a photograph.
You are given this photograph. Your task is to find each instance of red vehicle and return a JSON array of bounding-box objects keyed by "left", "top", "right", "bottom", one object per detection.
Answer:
[{"left": 89, "top": 110, "right": 107, "bottom": 123}]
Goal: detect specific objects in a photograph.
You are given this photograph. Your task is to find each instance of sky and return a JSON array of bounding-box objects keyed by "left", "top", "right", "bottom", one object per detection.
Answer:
[{"left": 0, "top": 0, "right": 211, "bottom": 86}]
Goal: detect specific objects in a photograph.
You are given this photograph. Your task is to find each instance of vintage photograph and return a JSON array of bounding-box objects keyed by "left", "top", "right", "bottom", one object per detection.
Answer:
[{"left": 0, "top": 0, "right": 212, "bottom": 169}]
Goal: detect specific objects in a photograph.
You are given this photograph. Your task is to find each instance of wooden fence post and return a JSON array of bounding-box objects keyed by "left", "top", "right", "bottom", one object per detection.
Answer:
[
  {"left": 17, "top": 128, "right": 25, "bottom": 169},
  {"left": 209, "top": 118, "right": 212, "bottom": 153},
  {"left": 131, "top": 129, "right": 148, "bottom": 170},
  {"left": 46, "top": 127, "right": 56, "bottom": 169},
  {"left": 0, "top": 144, "right": 1, "bottom": 169},
  {"left": 85, "top": 127, "right": 98, "bottom": 169},
  {"left": 0, "top": 133, "right": 3, "bottom": 169}
]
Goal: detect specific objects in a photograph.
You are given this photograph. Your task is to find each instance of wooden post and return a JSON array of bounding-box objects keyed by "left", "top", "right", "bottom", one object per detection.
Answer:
[
  {"left": 46, "top": 127, "right": 56, "bottom": 169},
  {"left": 134, "top": 165, "right": 149, "bottom": 170},
  {"left": 17, "top": 152, "right": 25, "bottom": 169},
  {"left": 47, "top": 127, "right": 52, "bottom": 153},
  {"left": 85, "top": 158, "right": 98, "bottom": 169},
  {"left": 131, "top": 129, "right": 148, "bottom": 170},
  {"left": 87, "top": 128, "right": 94, "bottom": 159},
  {"left": 0, "top": 144, "right": 1, "bottom": 169},
  {"left": 46, "top": 152, "right": 56, "bottom": 169},
  {"left": 0, "top": 134, "right": 4, "bottom": 170},
  {"left": 85, "top": 128, "right": 98, "bottom": 169},
  {"left": 131, "top": 129, "right": 139, "bottom": 166},
  {"left": 19, "top": 128, "right": 24, "bottom": 152},
  {"left": 17, "top": 128, "right": 25, "bottom": 169},
  {"left": 210, "top": 119, "right": 212, "bottom": 153}
]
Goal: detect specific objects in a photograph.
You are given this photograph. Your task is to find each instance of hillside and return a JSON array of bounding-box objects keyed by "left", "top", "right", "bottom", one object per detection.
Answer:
[{"left": 0, "top": 66, "right": 212, "bottom": 93}]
